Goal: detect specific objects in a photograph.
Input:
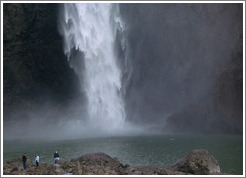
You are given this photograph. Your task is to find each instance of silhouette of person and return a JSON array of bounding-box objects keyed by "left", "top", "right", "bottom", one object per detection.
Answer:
[{"left": 22, "top": 153, "right": 27, "bottom": 169}]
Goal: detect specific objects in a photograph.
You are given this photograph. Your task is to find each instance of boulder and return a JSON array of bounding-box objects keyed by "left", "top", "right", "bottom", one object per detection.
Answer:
[
  {"left": 72, "top": 152, "right": 121, "bottom": 166},
  {"left": 71, "top": 152, "right": 127, "bottom": 175},
  {"left": 169, "top": 149, "right": 220, "bottom": 175},
  {"left": 61, "top": 161, "right": 76, "bottom": 171},
  {"left": 126, "top": 165, "right": 168, "bottom": 175},
  {"left": 3, "top": 150, "right": 221, "bottom": 175}
]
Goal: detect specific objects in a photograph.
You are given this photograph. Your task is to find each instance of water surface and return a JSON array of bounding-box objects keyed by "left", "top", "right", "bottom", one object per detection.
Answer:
[{"left": 3, "top": 134, "right": 243, "bottom": 175}]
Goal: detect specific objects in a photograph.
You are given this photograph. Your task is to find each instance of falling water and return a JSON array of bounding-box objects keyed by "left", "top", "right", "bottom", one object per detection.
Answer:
[{"left": 59, "top": 3, "right": 127, "bottom": 132}]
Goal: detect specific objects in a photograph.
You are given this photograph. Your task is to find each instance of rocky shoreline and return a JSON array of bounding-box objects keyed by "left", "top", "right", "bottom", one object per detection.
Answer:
[{"left": 3, "top": 149, "right": 221, "bottom": 175}]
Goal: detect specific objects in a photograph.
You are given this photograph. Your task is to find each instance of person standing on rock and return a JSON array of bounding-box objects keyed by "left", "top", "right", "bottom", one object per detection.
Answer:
[
  {"left": 54, "top": 151, "right": 59, "bottom": 164},
  {"left": 35, "top": 154, "right": 39, "bottom": 167},
  {"left": 22, "top": 153, "right": 27, "bottom": 169}
]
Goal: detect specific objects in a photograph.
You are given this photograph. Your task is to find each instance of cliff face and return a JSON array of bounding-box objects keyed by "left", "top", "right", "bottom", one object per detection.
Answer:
[
  {"left": 165, "top": 52, "right": 243, "bottom": 134},
  {"left": 3, "top": 3, "right": 80, "bottom": 121},
  {"left": 213, "top": 52, "right": 243, "bottom": 134},
  {"left": 119, "top": 4, "right": 243, "bottom": 134},
  {"left": 3, "top": 3, "right": 243, "bottom": 135},
  {"left": 120, "top": 4, "right": 243, "bottom": 129}
]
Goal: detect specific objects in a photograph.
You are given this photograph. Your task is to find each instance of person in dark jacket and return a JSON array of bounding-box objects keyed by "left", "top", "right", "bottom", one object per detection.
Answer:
[
  {"left": 54, "top": 151, "right": 59, "bottom": 164},
  {"left": 22, "top": 153, "right": 27, "bottom": 169}
]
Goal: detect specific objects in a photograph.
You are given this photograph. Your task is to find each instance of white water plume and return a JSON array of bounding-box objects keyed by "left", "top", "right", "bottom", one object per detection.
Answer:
[{"left": 59, "top": 3, "right": 127, "bottom": 133}]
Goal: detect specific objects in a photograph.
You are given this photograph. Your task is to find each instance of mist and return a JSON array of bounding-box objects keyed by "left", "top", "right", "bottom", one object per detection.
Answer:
[
  {"left": 3, "top": 99, "right": 157, "bottom": 140},
  {"left": 3, "top": 3, "right": 243, "bottom": 140},
  {"left": 120, "top": 3, "right": 242, "bottom": 122}
]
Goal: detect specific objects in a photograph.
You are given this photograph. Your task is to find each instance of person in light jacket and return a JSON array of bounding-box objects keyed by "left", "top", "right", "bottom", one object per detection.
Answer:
[{"left": 35, "top": 154, "right": 39, "bottom": 167}]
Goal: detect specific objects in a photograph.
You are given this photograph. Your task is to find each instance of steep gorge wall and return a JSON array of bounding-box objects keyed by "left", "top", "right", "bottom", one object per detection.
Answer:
[
  {"left": 120, "top": 4, "right": 243, "bottom": 134},
  {"left": 165, "top": 55, "right": 243, "bottom": 134},
  {"left": 3, "top": 3, "right": 80, "bottom": 121},
  {"left": 165, "top": 47, "right": 243, "bottom": 134},
  {"left": 3, "top": 3, "right": 243, "bottom": 135}
]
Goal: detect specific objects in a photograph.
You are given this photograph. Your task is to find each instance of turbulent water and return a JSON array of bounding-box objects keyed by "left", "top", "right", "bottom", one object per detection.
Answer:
[{"left": 59, "top": 4, "right": 127, "bottom": 132}]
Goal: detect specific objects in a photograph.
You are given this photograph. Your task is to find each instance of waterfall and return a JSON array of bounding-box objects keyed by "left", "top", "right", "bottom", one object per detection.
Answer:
[{"left": 59, "top": 3, "right": 127, "bottom": 132}]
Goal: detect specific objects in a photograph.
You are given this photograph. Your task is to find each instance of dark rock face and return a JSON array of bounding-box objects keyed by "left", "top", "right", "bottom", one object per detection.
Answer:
[
  {"left": 164, "top": 102, "right": 215, "bottom": 134},
  {"left": 3, "top": 150, "right": 221, "bottom": 175},
  {"left": 3, "top": 3, "right": 243, "bottom": 136},
  {"left": 120, "top": 4, "right": 243, "bottom": 134},
  {"left": 165, "top": 52, "right": 243, "bottom": 135},
  {"left": 169, "top": 149, "right": 220, "bottom": 175},
  {"left": 3, "top": 3, "right": 79, "bottom": 121},
  {"left": 120, "top": 4, "right": 243, "bottom": 123},
  {"left": 213, "top": 54, "right": 243, "bottom": 134}
]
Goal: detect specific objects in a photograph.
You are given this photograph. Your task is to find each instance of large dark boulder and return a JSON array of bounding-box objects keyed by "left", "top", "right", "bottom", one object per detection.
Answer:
[
  {"left": 70, "top": 152, "right": 126, "bottom": 175},
  {"left": 71, "top": 152, "right": 121, "bottom": 166},
  {"left": 169, "top": 149, "right": 220, "bottom": 175}
]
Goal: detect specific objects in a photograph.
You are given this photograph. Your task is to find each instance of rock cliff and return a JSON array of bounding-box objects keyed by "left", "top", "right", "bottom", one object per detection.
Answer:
[
  {"left": 3, "top": 3, "right": 243, "bottom": 135},
  {"left": 165, "top": 51, "right": 243, "bottom": 134},
  {"left": 3, "top": 3, "right": 80, "bottom": 121}
]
